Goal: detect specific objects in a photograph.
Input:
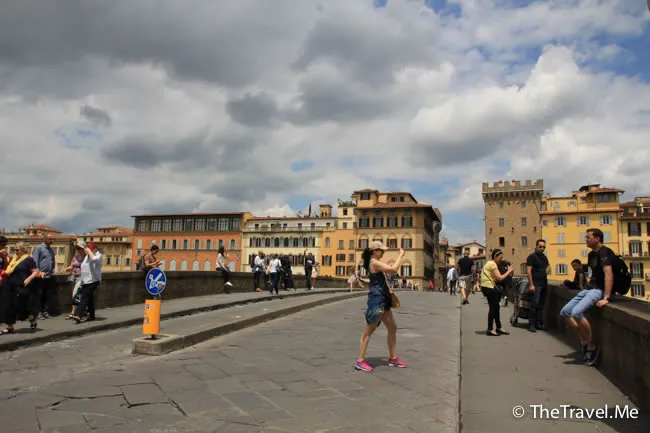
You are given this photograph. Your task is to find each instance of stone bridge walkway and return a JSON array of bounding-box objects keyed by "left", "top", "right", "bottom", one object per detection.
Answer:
[{"left": 0, "top": 291, "right": 647, "bottom": 432}]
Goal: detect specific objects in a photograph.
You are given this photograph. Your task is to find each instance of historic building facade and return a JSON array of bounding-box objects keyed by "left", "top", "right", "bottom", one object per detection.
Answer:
[
  {"left": 4, "top": 225, "right": 77, "bottom": 273},
  {"left": 78, "top": 226, "right": 133, "bottom": 272},
  {"left": 540, "top": 184, "right": 623, "bottom": 280},
  {"left": 483, "top": 179, "right": 544, "bottom": 275},
  {"left": 619, "top": 196, "right": 650, "bottom": 301},
  {"left": 240, "top": 210, "right": 337, "bottom": 276},
  {"left": 131, "top": 212, "right": 252, "bottom": 272},
  {"left": 350, "top": 189, "right": 442, "bottom": 289}
]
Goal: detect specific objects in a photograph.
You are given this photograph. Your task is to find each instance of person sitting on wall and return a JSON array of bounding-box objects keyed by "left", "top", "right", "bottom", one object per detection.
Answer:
[{"left": 563, "top": 259, "right": 585, "bottom": 291}]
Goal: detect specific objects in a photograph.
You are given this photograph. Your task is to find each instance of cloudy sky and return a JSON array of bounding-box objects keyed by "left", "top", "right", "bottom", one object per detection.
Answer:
[{"left": 1, "top": 0, "right": 649, "bottom": 243}]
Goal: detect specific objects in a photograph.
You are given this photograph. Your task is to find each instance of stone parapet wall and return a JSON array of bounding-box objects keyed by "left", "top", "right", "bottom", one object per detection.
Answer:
[
  {"left": 47, "top": 272, "right": 349, "bottom": 315},
  {"left": 542, "top": 281, "right": 650, "bottom": 411}
]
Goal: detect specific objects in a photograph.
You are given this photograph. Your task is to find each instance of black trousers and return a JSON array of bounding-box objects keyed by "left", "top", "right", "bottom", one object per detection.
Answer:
[
  {"left": 482, "top": 287, "right": 502, "bottom": 331},
  {"left": 38, "top": 277, "right": 56, "bottom": 314},
  {"left": 563, "top": 280, "right": 580, "bottom": 291},
  {"left": 76, "top": 281, "right": 99, "bottom": 319},
  {"left": 253, "top": 271, "right": 262, "bottom": 290},
  {"left": 217, "top": 267, "right": 230, "bottom": 284},
  {"left": 305, "top": 269, "right": 312, "bottom": 289}
]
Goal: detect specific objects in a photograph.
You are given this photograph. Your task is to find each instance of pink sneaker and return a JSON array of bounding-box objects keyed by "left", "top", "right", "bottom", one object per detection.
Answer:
[
  {"left": 354, "top": 360, "right": 374, "bottom": 372},
  {"left": 388, "top": 357, "right": 408, "bottom": 368}
]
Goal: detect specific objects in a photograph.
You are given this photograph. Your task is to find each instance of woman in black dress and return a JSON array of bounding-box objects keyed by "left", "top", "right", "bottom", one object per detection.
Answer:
[{"left": 0, "top": 242, "right": 42, "bottom": 334}]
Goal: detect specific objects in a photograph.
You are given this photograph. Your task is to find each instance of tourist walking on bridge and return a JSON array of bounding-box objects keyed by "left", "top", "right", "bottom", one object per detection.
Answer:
[
  {"left": 355, "top": 241, "right": 407, "bottom": 372},
  {"left": 1, "top": 242, "right": 42, "bottom": 333},
  {"left": 456, "top": 248, "right": 475, "bottom": 305}
]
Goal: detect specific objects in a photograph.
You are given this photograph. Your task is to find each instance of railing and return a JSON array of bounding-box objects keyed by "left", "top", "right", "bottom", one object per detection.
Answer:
[{"left": 242, "top": 226, "right": 336, "bottom": 233}]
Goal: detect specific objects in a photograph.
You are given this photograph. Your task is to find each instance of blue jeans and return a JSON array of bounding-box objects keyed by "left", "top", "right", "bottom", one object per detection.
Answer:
[
  {"left": 528, "top": 282, "right": 547, "bottom": 327},
  {"left": 560, "top": 287, "right": 603, "bottom": 320}
]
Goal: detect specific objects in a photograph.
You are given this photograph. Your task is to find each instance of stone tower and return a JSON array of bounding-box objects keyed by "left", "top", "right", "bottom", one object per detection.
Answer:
[{"left": 482, "top": 179, "right": 544, "bottom": 274}]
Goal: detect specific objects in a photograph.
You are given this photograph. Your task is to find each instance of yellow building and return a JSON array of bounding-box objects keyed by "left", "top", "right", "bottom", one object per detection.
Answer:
[
  {"left": 620, "top": 197, "right": 650, "bottom": 301},
  {"left": 78, "top": 226, "right": 133, "bottom": 272},
  {"left": 351, "top": 189, "right": 442, "bottom": 290},
  {"left": 4, "top": 225, "right": 77, "bottom": 273},
  {"left": 540, "top": 184, "right": 623, "bottom": 280},
  {"left": 240, "top": 210, "right": 337, "bottom": 277},
  {"left": 331, "top": 199, "right": 359, "bottom": 278}
]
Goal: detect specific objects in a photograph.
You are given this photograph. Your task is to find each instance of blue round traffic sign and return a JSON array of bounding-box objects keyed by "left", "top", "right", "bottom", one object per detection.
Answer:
[{"left": 145, "top": 268, "right": 167, "bottom": 296}]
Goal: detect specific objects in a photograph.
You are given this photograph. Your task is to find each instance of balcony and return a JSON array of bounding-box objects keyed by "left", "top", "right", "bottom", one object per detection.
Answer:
[{"left": 242, "top": 226, "right": 336, "bottom": 233}]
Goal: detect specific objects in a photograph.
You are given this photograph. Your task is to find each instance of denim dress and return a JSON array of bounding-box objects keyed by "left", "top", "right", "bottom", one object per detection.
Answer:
[{"left": 365, "top": 271, "right": 391, "bottom": 325}]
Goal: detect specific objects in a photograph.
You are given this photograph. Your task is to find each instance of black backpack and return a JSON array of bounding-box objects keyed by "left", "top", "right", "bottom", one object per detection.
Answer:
[{"left": 600, "top": 247, "right": 631, "bottom": 295}]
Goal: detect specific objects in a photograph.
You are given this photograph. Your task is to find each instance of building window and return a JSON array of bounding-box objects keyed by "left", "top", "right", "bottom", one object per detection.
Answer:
[
  {"left": 137, "top": 220, "right": 147, "bottom": 232},
  {"left": 206, "top": 240, "right": 212, "bottom": 249},
  {"left": 336, "top": 254, "right": 346, "bottom": 262},
  {"left": 520, "top": 263, "right": 527, "bottom": 274},
  {"left": 521, "top": 201, "right": 526, "bottom": 208},
  {"left": 630, "top": 263, "right": 643, "bottom": 279},
  {"left": 581, "top": 249, "right": 589, "bottom": 257},
  {"left": 629, "top": 242, "right": 642, "bottom": 255},
  {"left": 342, "top": 222, "right": 348, "bottom": 229},
  {"left": 499, "top": 202, "right": 504, "bottom": 208},
  {"left": 115, "top": 256, "right": 120, "bottom": 265},
  {"left": 373, "top": 217, "right": 384, "bottom": 228},
  {"left": 603, "top": 231, "right": 612, "bottom": 243},
  {"left": 401, "top": 265, "right": 412, "bottom": 277},
  {"left": 577, "top": 216, "right": 590, "bottom": 226},
  {"left": 183, "top": 240, "right": 189, "bottom": 249},
  {"left": 181, "top": 260, "right": 188, "bottom": 271},
  {"left": 499, "top": 218, "right": 504, "bottom": 227},
  {"left": 336, "top": 266, "right": 347, "bottom": 276},
  {"left": 162, "top": 219, "right": 172, "bottom": 232},
  {"left": 229, "top": 239, "right": 236, "bottom": 250},
  {"left": 489, "top": 228, "right": 492, "bottom": 234},
  {"left": 184, "top": 218, "right": 194, "bottom": 231},
  {"left": 359, "top": 218, "right": 370, "bottom": 228},
  {"left": 499, "top": 237, "right": 505, "bottom": 248},
  {"left": 359, "top": 239, "right": 368, "bottom": 249},
  {"left": 195, "top": 218, "right": 206, "bottom": 231},
  {"left": 172, "top": 240, "right": 177, "bottom": 249},
  {"left": 349, "top": 240, "right": 355, "bottom": 249},
  {"left": 555, "top": 264, "right": 568, "bottom": 275},
  {"left": 204, "top": 260, "right": 212, "bottom": 271},
  {"left": 342, "top": 209, "right": 348, "bottom": 216},
  {"left": 387, "top": 217, "right": 398, "bottom": 227},
  {"left": 542, "top": 219, "right": 548, "bottom": 227},
  {"left": 521, "top": 217, "right": 527, "bottom": 227},
  {"left": 402, "top": 216, "right": 413, "bottom": 227},
  {"left": 207, "top": 218, "right": 217, "bottom": 231},
  {"left": 193, "top": 239, "right": 199, "bottom": 250},
  {"left": 631, "top": 284, "right": 645, "bottom": 297},
  {"left": 348, "top": 253, "right": 355, "bottom": 262},
  {"left": 554, "top": 216, "right": 566, "bottom": 227},
  {"left": 521, "top": 236, "right": 528, "bottom": 247},
  {"left": 361, "top": 192, "right": 370, "bottom": 200},
  {"left": 387, "top": 239, "right": 398, "bottom": 249},
  {"left": 192, "top": 260, "right": 200, "bottom": 271},
  {"left": 401, "top": 238, "right": 413, "bottom": 249},
  {"left": 173, "top": 219, "right": 183, "bottom": 231},
  {"left": 106, "top": 256, "right": 112, "bottom": 265},
  {"left": 600, "top": 215, "right": 613, "bottom": 225},
  {"left": 558, "top": 249, "right": 566, "bottom": 257},
  {"left": 557, "top": 233, "right": 565, "bottom": 244},
  {"left": 322, "top": 256, "right": 331, "bottom": 266},
  {"left": 293, "top": 238, "right": 299, "bottom": 247},
  {"left": 338, "top": 240, "right": 344, "bottom": 249},
  {"left": 628, "top": 223, "right": 641, "bottom": 237},
  {"left": 161, "top": 240, "right": 167, "bottom": 249},
  {"left": 217, "top": 218, "right": 228, "bottom": 231},
  {"left": 169, "top": 259, "right": 176, "bottom": 270},
  {"left": 325, "top": 237, "right": 331, "bottom": 248}
]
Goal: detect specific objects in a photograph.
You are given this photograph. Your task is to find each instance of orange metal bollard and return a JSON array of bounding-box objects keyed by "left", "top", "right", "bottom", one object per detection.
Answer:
[{"left": 143, "top": 299, "right": 161, "bottom": 337}]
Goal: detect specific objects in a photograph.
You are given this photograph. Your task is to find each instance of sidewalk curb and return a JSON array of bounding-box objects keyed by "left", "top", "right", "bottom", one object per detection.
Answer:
[
  {"left": 133, "top": 291, "right": 366, "bottom": 355},
  {"left": 0, "top": 289, "right": 359, "bottom": 352}
]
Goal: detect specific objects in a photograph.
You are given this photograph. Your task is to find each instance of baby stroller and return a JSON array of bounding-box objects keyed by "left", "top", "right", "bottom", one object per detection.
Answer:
[{"left": 509, "top": 277, "right": 532, "bottom": 327}]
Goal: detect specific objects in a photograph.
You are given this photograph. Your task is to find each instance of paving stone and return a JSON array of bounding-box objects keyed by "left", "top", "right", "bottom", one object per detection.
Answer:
[
  {"left": 83, "top": 414, "right": 129, "bottom": 429},
  {"left": 42, "top": 384, "right": 123, "bottom": 399},
  {"left": 36, "top": 408, "right": 86, "bottom": 432},
  {"left": 222, "top": 391, "right": 277, "bottom": 411},
  {"left": 183, "top": 362, "right": 230, "bottom": 380},
  {"left": 54, "top": 395, "right": 127, "bottom": 415},
  {"left": 121, "top": 384, "right": 168, "bottom": 406},
  {"left": 244, "top": 380, "right": 284, "bottom": 392}
]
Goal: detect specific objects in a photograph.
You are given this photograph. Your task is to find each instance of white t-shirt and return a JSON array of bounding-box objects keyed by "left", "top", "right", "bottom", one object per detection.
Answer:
[
  {"left": 80, "top": 252, "right": 102, "bottom": 284},
  {"left": 269, "top": 258, "right": 281, "bottom": 273}
]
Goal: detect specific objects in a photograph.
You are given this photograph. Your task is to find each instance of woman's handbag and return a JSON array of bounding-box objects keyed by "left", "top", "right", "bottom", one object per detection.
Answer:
[{"left": 390, "top": 290, "right": 400, "bottom": 308}]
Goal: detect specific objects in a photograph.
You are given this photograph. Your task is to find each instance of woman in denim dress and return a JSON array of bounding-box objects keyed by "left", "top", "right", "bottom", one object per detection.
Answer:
[{"left": 355, "top": 241, "right": 407, "bottom": 372}]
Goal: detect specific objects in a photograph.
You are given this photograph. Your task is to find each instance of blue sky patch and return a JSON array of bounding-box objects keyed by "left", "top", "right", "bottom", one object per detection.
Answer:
[{"left": 290, "top": 160, "right": 314, "bottom": 172}]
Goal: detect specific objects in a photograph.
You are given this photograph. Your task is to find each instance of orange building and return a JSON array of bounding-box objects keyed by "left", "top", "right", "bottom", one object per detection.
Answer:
[{"left": 131, "top": 212, "right": 252, "bottom": 272}]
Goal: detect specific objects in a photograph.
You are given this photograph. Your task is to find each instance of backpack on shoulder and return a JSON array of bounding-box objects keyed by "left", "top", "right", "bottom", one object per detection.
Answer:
[{"left": 603, "top": 247, "right": 631, "bottom": 296}]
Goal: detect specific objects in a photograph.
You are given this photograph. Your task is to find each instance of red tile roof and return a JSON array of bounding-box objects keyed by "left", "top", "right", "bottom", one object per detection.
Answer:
[
  {"left": 585, "top": 187, "right": 624, "bottom": 194},
  {"left": 97, "top": 226, "right": 133, "bottom": 233},
  {"left": 358, "top": 202, "right": 431, "bottom": 209},
  {"left": 24, "top": 225, "right": 62, "bottom": 233}
]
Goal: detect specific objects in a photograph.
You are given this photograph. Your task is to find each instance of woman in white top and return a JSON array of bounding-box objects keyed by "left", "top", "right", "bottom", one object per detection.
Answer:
[
  {"left": 310, "top": 262, "right": 319, "bottom": 289},
  {"left": 268, "top": 254, "right": 281, "bottom": 295},
  {"left": 348, "top": 267, "right": 365, "bottom": 291},
  {"left": 216, "top": 247, "right": 233, "bottom": 290}
]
